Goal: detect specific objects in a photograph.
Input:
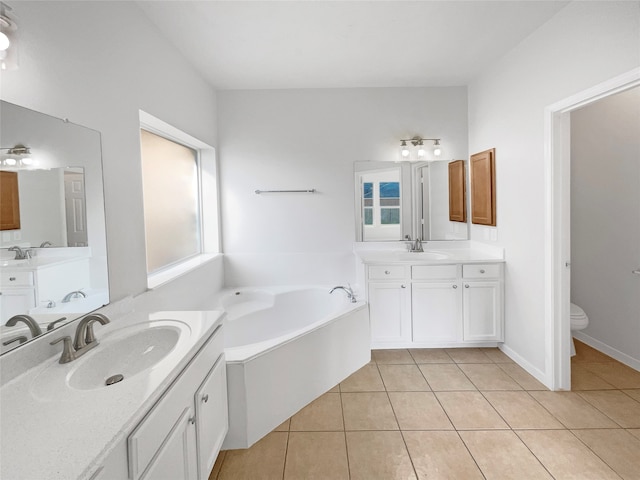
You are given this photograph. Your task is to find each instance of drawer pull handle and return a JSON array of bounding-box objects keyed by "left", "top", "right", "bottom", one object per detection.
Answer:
[
  {"left": 189, "top": 416, "right": 196, "bottom": 425},
  {"left": 384, "top": 270, "right": 390, "bottom": 275},
  {"left": 480, "top": 269, "right": 485, "bottom": 274},
  {"left": 202, "top": 394, "right": 209, "bottom": 403},
  {"left": 453, "top": 285, "right": 458, "bottom": 289},
  {"left": 9, "top": 277, "right": 16, "bottom": 281},
  {"left": 465, "top": 284, "right": 470, "bottom": 288}
]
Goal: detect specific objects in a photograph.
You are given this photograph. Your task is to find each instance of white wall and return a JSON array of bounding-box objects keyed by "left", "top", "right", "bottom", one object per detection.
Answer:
[
  {"left": 217, "top": 87, "right": 468, "bottom": 286},
  {"left": 1, "top": 1, "right": 223, "bottom": 305},
  {"left": 571, "top": 86, "right": 640, "bottom": 365},
  {"left": 468, "top": 1, "right": 640, "bottom": 377}
]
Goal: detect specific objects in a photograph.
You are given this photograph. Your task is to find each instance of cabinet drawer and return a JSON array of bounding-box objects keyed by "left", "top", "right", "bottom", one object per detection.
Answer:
[
  {"left": 0, "top": 271, "right": 34, "bottom": 287},
  {"left": 412, "top": 265, "right": 458, "bottom": 280},
  {"left": 368, "top": 265, "right": 408, "bottom": 280},
  {"left": 462, "top": 264, "right": 501, "bottom": 279}
]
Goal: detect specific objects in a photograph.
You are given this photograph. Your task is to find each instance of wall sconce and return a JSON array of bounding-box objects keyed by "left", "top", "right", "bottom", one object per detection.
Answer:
[
  {"left": 0, "top": 2, "right": 18, "bottom": 71},
  {"left": 399, "top": 136, "right": 442, "bottom": 161},
  {"left": 1, "top": 145, "right": 35, "bottom": 168}
]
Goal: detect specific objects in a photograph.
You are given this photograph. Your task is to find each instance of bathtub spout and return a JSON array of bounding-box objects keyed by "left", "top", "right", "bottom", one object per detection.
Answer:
[{"left": 330, "top": 285, "right": 357, "bottom": 303}]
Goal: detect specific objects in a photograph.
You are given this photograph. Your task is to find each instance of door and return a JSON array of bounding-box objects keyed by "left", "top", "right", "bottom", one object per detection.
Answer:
[
  {"left": 412, "top": 282, "right": 461, "bottom": 342},
  {"left": 64, "top": 170, "right": 88, "bottom": 247},
  {"left": 369, "top": 282, "right": 411, "bottom": 345}
]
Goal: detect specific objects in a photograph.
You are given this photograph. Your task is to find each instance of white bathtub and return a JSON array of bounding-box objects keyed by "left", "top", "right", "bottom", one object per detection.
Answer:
[{"left": 219, "top": 286, "right": 370, "bottom": 449}]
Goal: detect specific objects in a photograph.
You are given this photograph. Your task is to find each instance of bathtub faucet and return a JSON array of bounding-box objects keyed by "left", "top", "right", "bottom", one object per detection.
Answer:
[{"left": 330, "top": 285, "right": 357, "bottom": 303}]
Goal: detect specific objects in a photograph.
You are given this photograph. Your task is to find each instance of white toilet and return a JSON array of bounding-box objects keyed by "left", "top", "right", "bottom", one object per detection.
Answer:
[{"left": 570, "top": 303, "right": 589, "bottom": 356}]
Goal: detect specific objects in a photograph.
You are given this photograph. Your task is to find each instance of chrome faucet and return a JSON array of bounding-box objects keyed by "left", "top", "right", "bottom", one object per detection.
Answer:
[
  {"left": 50, "top": 313, "right": 110, "bottom": 364},
  {"left": 62, "top": 290, "right": 87, "bottom": 303},
  {"left": 39, "top": 241, "right": 52, "bottom": 248},
  {"left": 8, "top": 246, "right": 31, "bottom": 260},
  {"left": 2, "top": 335, "right": 28, "bottom": 347},
  {"left": 329, "top": 285, "right": 357, "bottom": 303},
  {"left": 404, "top": 235, "right": 424, "bottom": 253},
  {"left": 5, "top": 314, "right": 43, "bottom": 337}
]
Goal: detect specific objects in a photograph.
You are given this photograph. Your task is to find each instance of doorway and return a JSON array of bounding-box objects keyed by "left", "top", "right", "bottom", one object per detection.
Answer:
[{"left": 545, "top": 68, "right": 640, "bottom": 390}]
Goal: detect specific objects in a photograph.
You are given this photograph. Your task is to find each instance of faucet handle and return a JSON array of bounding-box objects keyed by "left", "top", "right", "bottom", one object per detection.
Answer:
[{"left": 50, "top": 336, "right": 76, "bottom": 364}]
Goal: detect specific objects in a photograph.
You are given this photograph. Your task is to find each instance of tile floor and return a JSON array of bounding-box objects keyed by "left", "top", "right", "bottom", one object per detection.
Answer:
[{"left": 210, "top": 341, "right": 640, "bottom": 479}]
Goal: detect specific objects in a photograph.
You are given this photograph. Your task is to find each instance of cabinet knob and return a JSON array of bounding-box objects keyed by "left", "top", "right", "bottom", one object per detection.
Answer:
[
  {"left": 465, "top": 284, "right": 470, "bottom": 288},
  {"left": 480, "top": 269, "right": 485, "bottom": 274},
  {"left": 384, "top": 270, "right": 390, "bottom": 275},
  {"left": 202, "top": 394, "right": 209, "bottom": 403},
  {"left": 9, "top": 277, "right": 16, "bottom": 281},
  {"left": 189, "top": 416, "right": 196, "bottom": 425},
  {"left": 452, "top": 285, "right": 457, "bottom": 289},
  {"left": 401, "top": 285, "right": 406, "bottom": 289}
]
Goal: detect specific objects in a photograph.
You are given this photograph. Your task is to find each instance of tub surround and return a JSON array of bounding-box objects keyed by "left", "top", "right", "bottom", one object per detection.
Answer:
[{"left": 0, "top": 309, "right": 225, "bottom": 480}]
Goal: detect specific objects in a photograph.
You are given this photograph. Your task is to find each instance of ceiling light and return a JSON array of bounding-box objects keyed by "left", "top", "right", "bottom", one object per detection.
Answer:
[
  {"left": 433, "top": 139, "right": 442, "bottom": 157},
  {"left": 400, "top": 140, "right": 410, "bottom": 159},
  {"left": 398, "top": 136, "right": 442, "bottom": 161}
]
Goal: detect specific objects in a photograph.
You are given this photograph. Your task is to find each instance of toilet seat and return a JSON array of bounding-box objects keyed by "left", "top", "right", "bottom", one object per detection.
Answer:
[{"left": 570, "top": 303, "right": 589, "bottom": 330}]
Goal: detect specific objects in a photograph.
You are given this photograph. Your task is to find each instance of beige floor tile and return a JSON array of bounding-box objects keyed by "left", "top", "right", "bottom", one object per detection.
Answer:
[
  {"left": 273, "top": 419, "right": 290, "bottom": 432},
  {"left": 459, "top": 363, "right": 523, "bottom": 390},
  {"left": 404, "top": 431, "right": 483, "bottom": 479},
  {"left": 346, "top": 431, "right": 417, "bottom": 480},
  {"left": 529, "top": 391, "right": 619, "bottom": 429},
  {"left": 482, "top": 348, "right": 515, "bottom": 363},
  {"left": 418, "top": 364, "right": 476, "bottom": 391},
  {"left": 517, "top": 429, "right": 620, "bottom": 479},
  {"left": 378, "top": 364, "right": 430, "bottom": 391},
  {"left": 372, "top": 349, "right": 415, "bottom": 364},
  {"left": 290, "top": 392, "right": 344, "bottom": 431},
  {"left": 572, "top": 340, "right": 617, "bottom": 364},
  {"left": 628, "top": 429, "right": 640, "bottom": 441},
  {"left": 623, "top": 389, "right": 640, "bottom": 402},
  {"left": 445, "top": 348, "right": 493, "bottom": 363},
  {"left": 340, "top": 363, "right": 386, "bottom": 392},
  {"left": 283, "top": 432, "right": 349, "bottom": 480},
  {"left": 484, "top": 391, "right": 564, "bottom": 429},
  {"left": 498, "top": 363, "right": 548, "bottom": 390},
  {"left": 435, "top": 391, "right": 508, "bottom": 430},
  {"left": 342, "top": 392, "right": 399, "bottom": 430},
  {"left": 572, "top": 429, "right": 640, "bottom": 480},
  {"left": 327, "top": 384, "right": 340, "bottom": 393},
  {"left": 578, "top": 390, "right": 640, "bottom": 428},
  {"left": 571, "top": 364, "right": 617, "bottom": 390},
  {"left": 388, "top": 392, "right": 453, "bottom": 430},
  {"left": 409, "top": 348, "right": 453, "bottom": 363},
  {"left": 460, "top": 430, "right": 552, "bottom": 479},
  {"left": 218, "top": 431, "right": 288, "bottom": 480},
  {"left": 582, "top": 363, "right": 640, "bottom": 389}
]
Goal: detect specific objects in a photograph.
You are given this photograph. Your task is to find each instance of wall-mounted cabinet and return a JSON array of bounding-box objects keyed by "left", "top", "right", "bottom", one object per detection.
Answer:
[
  {"left": 448, "top": 160, "right": 466, "bottom": 223},
  {"left": 0, "top": 171, "right": 21, "bottom": 230},
  {"left": 470, "top": 149, "right": 496, "bottom": 226}
]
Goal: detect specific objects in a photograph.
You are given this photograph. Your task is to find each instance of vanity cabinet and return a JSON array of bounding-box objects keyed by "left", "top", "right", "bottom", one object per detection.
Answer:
[
  {"left": 125, "top": 324, "right": 228, "bottom": 480},
  {"left": 367, "top": 262, "right": 503, "bottom": 348},
  {"left": 0, "top": 270, "right": 36, "bottom": 319}
]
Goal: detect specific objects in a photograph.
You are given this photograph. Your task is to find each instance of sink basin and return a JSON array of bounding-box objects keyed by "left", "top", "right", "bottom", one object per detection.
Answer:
[
  {"left": 66, "top": 321, "right": 188, "bottom": 391},
  {"left": 395, "top": 251, "right": 449, "bottom": 261}
]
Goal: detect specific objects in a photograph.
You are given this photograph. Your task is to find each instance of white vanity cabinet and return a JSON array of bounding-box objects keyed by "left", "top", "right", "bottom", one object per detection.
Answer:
[
  {"left": 125, "top": 324, "right": 228, "bottom": 480},
  {"left": 0, "top": 270, "right": 36, "bottom": 318},
  {"left": 367, "top": 261, "right": 503, "bottom": 348}
]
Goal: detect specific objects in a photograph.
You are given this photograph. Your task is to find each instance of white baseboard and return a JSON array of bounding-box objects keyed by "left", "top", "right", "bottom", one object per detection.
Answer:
[
  {"left": 499, "top": 344, "right": 551, "bottom": 390},
  {"left": 573, "top": 332, "right": 640, "bottom": 371}
]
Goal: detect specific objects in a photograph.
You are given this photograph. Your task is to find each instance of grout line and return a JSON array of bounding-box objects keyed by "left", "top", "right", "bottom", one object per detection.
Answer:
[
  {"left": 281, "top": 431, "right": 290, "bottom": 480},
  {"left": 339, "top": 390, "right": 352, "bottom": 479}
]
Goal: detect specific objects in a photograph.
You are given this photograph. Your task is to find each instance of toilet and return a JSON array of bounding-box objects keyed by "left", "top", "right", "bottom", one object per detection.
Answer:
[{"left": 570, "top": 303, "right": 589, "bottom": 356}]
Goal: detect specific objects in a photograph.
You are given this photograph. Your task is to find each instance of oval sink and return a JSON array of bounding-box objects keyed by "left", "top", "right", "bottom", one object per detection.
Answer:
[
  {"left": 66, "top": 323, "right": 184, "bottom": 391},
  {"left": 395, "top": 252, "right": 449, "bottom": 261}
]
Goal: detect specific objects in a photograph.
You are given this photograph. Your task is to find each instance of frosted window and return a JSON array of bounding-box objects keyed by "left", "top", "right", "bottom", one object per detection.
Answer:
[{"left": 140, "top": 129, "right": 201, "bottom": 274}]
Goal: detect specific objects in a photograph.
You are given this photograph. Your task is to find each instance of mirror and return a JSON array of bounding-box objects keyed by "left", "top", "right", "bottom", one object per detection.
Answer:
[
  {"left": 355, "top": 161, "right": 469, "bottom": 242},
  {"left": 0, "top": 100, "right": 109, "bottom": 354}
]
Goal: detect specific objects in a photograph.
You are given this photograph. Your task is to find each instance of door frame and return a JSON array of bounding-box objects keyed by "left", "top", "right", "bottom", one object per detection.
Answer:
[{"left": 544, "top": 67, "right": 640, "bottom": 390}]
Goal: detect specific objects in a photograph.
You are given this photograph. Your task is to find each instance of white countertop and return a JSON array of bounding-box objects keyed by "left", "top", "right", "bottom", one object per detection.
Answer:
[
  {"left": 0, "top": 255, "right": 87, "bottom": 270},
  {"left": 355, "top": 245, "right": 504, "bottom": 265},
  {"left": 0, "top": 310, "right": 224, "bottom": 480}
]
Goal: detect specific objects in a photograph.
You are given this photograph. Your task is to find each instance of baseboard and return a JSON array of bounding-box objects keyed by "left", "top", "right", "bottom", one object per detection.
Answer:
[
  {"left": 498, "top": 344, "right": 551, "bottom": 390},
  {"left": 573, "top": 332, "right": 640, "bottom": 371}
]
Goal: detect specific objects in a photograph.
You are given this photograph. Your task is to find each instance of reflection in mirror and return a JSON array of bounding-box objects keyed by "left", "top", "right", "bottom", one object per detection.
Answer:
[
  {"left": 0, "top": 100, "right": 109, "bottom": 355},
  {"left": 355, "top": 161, "right": 469, "bottom": 242}
]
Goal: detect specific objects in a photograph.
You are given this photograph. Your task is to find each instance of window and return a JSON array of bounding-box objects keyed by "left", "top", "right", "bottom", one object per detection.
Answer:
[
  {"left": 139, "top": 111, "right": 219, "bottom": 288},
  {"left": 360, "top": 169, "right": 402, "bottom": 241}
]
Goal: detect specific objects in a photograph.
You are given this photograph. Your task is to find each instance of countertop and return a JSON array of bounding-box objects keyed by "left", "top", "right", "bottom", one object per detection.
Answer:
[
  {"left": 355, "top": 245, "right": 505, "bottom": 265},
  {"left": 0, "top": 310, "right": 224, "bottom": 480}
]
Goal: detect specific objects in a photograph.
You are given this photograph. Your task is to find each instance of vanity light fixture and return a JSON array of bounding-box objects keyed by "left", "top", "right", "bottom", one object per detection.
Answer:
[
  {"left": 0, "top": 2, "right": 18, "bottom": 71},
  {"left": 1, "top": 144, "right": 34, "bottom": 168},
  {"left": 399, "top": 136, "right": 442, "bottom": 161}
]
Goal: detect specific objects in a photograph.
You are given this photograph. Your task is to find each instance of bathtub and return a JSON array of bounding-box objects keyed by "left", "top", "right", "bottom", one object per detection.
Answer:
[{"left": 218, "top": 286, "right": 370, "bottom": 449}]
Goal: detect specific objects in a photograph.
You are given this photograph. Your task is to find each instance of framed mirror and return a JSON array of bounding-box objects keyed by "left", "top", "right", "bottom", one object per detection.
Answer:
[
  {"left": 0, "top": 100, "right": 109, "bottom": 354},
  {"left": 354, "top": 160, "right": 469, "bottom": 242}
]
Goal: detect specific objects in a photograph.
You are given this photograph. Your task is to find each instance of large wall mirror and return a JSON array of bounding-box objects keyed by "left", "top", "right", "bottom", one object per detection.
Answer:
[
  {"left": 0, "top": 100, "right": 109, "bottom": 354},
  {"left": 355, "top": 160, "right": 469, "bottom": 242}
]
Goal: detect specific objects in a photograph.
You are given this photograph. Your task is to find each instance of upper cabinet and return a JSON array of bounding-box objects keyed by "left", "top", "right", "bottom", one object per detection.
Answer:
[
  {"left": 448, "top": 160, "right": 466, "bottom": 223},
  {"left": 470, "top": 148, "right": 496, "bottom": 226},
  {"left": 0, "top": 172, "right": 20, "bottom": 230}
]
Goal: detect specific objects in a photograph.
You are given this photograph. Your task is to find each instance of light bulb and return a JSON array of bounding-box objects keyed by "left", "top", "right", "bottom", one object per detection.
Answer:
[
  {"left": 400, "top": 141, "right": 410, "bottom": 159},
  {"left": 4, "top": 158, "right": 16, "bottom": 166},
  {"left": 433, "top": 140, "right": 442, "bottom": 157},
  {"left": 21, "top": 157, "right": 33, "bottom": 165},
  {"left": 417, "top": 141, "right": 426, "bottom": 160},
  {"left": 0, "top": 31, "right": 9, "bottom": 51}
]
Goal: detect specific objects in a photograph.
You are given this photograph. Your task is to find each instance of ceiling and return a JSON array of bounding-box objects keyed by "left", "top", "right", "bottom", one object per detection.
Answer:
[{"left": 137, "top": 1, "right": 569, "bottom": 90}]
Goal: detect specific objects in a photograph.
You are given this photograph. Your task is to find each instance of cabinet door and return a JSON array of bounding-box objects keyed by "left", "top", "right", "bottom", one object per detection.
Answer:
[
  {"left": 412, "top": 282, "right": 461, "bottom": 342},
  {"left": 462, "top": 281, "right": 503, "bottom": 341},
  {"left": 140, "top": 407, "right": 198, "bottom": 480},
  {"left": 368, "top": 282, "right": 411, "bottom": 345},
  {"left": 0, "top": 287, "right": 36, "bottom": 319},
  {"left": 195, "top": 353, "right": 228, "bottom": 480}
]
